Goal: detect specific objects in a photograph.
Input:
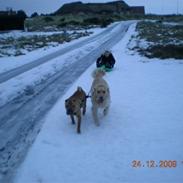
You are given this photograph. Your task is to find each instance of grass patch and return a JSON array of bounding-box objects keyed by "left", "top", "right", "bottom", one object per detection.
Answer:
[
  {"left": 136, "top": 21, "right": 183, "bottom": 45},
  {"left": 144, "top": 45, "right": 183, "bottom": 59},
  {"left": 24, "top": 14, "right": 183, "bottom": 31},
  {"left": 0, "top": 31, "right": 91, "bottom": 57},
  {"left": 129, "top": 21, "right": 183, "bottom": 59},
  {"left": 25, "top": 15, "right": 115, "bottom": 31}
]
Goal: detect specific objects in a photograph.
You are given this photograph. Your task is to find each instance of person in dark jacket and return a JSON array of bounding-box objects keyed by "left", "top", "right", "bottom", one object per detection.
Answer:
[{"left": 96, "top": 50, "right": 116, "bottom": 71}]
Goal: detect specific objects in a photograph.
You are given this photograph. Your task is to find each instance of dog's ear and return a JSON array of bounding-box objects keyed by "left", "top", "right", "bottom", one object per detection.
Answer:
[{"left": 92, "top": 87, "right": 96, "bottom": 94}]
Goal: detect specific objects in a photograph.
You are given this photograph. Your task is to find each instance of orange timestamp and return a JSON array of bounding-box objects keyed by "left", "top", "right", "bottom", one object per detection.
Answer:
[{"left": 132, "top": 160, "right": 183, "bottom": 168}]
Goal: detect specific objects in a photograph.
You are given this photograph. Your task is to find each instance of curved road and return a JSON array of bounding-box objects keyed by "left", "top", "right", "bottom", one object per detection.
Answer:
[{"left": 0, "top": 21, "right": 134, "bottom": 183}]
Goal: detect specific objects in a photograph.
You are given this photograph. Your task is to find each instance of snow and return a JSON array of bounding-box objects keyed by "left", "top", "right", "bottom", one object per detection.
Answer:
[
  {"left": 0, "top": 30, "right": 63, "bottom": 39},
  {"left": 14, "top": 23, "right": 183, "bottom": 183},
  {"left": 0, "top": 26, "right": 104, "bottom": 74}
]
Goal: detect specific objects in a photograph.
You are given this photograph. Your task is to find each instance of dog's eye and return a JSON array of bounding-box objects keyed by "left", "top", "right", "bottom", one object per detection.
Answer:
[
  {"left": 103, "top": 91, "right": 106, "bottom": 94},
  {"left": 97, "top": 91, "right": 100, "bottom": 94}
]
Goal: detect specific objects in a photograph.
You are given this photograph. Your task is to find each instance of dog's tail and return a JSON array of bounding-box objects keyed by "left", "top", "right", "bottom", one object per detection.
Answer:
[{"left": 92, "top": 68, "right": 105, "bottom": 79}]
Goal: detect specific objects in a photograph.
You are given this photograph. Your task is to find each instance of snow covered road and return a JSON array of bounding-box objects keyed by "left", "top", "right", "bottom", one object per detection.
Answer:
[
  {"left": 0, "top": 21, "right": 133, "bottom": 182},
  {"left": 0, "top": 22, "right": 127, "bottom": 84},
  {"left": 14, "top": 23, "right": 183, "bottom": 183}
]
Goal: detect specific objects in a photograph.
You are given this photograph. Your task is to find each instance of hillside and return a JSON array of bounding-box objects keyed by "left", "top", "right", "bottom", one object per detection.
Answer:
[
  {"left": 24, "top": 1, "right": 145, "bottom": 31},
  {"left": 54, "top": 1, "right": 144, "bottom": 15}
]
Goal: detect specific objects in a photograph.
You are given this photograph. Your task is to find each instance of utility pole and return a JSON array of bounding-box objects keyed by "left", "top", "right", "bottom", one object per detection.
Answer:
[
  {"left": 161, "top": 0, "right": 164, "bottom": 14},
  {"left": 176, "top": 0, "right": 179, "bottom": 15}
]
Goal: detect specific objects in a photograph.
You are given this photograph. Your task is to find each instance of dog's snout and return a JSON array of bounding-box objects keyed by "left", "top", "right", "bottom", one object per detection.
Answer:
[
  {"left": 99, "top": 96, "right": 104, "bottom": 102},
  {"left": 66, "top": 109, "right": 73, "bottom": 115}
]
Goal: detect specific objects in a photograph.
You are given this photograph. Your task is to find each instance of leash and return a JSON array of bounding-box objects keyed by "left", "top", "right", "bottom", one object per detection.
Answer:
[
  {"left": 86, "top": 90, "right": 91, "bottom": 99},
  {"left": 86, "top": 95, "right": 91, "bottom": 99}
]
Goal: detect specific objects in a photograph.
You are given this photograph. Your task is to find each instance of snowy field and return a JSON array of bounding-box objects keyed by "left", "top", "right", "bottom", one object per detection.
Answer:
[{"left": 13, "top": 23, "right": 183, "bottom": 183}]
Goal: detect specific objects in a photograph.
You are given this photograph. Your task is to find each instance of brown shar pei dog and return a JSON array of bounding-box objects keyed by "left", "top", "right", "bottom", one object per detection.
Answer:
[{"left": 65, "top": 87, "right": 87, "bottom": 134}]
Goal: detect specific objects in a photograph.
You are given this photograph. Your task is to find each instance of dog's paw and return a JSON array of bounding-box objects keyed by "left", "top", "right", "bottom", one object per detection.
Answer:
[{"left": 77, "top": 130, "right": 81, "bottom": 134}]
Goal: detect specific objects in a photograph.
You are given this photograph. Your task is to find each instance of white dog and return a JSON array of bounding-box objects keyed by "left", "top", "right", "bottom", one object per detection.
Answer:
[{"left": 90, "top": 69, "right": 110, "bottom": 126}]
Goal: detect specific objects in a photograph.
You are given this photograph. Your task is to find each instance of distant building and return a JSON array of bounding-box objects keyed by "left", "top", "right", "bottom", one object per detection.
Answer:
[
  {"left": 0, "top": 10, "right": 16, "bottom": 16},
  {"left": 0, "top": 10, "right": 27, "bottom": 31}
]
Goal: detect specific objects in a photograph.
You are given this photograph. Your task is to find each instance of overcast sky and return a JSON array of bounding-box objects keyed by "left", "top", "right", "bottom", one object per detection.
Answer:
[{"left": 0, "top": 0, "right": 183, "bottom": 16}]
